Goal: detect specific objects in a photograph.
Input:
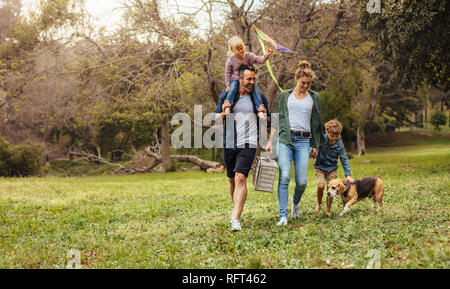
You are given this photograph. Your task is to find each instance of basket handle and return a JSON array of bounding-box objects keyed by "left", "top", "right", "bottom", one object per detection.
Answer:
[{"left": 264, "top": 152, "right": 271, "bottom": 162}]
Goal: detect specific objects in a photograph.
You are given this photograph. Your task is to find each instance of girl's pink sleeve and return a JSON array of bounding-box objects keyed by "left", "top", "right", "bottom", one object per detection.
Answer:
[
  {"left": 247, "top": 52, "right": 267, "bottom": 65},
  {"left": 225, "top": 57, "right": 234, "bottom": 86}
]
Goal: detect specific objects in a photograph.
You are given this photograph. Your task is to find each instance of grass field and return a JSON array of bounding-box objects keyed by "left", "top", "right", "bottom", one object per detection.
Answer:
[{"left": 0, "top": 133, "right": 449, "bottom": 268}]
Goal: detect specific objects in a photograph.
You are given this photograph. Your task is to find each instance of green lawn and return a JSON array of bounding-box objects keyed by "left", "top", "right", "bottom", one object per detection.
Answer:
[{"left": 0, "top": 138, "right": 449, "bottom": 268}]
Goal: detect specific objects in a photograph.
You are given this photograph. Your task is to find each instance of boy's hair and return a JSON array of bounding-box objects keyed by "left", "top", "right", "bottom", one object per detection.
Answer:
[
  {"left": 228, "top": 36, "right": 245, "bottom": 57},
  {"left": 325, "top": 119, "right": 343, "bottom": 136}
]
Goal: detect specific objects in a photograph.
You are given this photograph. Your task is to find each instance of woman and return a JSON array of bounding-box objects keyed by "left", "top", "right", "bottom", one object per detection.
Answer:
[{"left": 265, "top": 61, "right": 324, "bottom": 226}]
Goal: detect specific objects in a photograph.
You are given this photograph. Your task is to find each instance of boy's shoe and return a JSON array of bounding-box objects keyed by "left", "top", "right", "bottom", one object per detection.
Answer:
[
  {"left": 292, "top": 203, "right": 300, "bottom": 219},
  {"left": 277, "top": 217, "right": 288, "bottom": 226},
  {"left": 231, "top": 219, "right": 242, "bottom": 231}
]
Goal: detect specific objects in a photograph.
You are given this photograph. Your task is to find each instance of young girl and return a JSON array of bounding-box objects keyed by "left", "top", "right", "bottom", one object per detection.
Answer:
[{"left": 223, "top": 36, "right": 273, "bottom": 119}]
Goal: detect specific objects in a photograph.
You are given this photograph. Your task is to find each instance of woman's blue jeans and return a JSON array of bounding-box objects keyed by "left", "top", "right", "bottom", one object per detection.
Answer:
[{"left": 277, "top": 134, "right": 311, "bottom": 219}]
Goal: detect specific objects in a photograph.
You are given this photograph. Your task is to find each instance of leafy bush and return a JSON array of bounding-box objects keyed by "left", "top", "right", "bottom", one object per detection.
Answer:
[
  {"left": 430, "top": 111, "right": 447, "bottom": 130},
  {"left": 166, "top": 159, "right": 178, "bottom": 172},
  {"left": 8, "top": 143, "right": 44, "bottom": 177},
  {"left": 0, "top": 137, "right": 13, "bottom": 176},
  {"left": 0, "top": 136, "right": 43, "bottom": 177}
]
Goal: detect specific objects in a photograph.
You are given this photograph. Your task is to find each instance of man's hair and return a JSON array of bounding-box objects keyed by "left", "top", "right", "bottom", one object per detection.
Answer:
[
  {"left": 325, "top": 119, "right": 343, "bottom": 136},
  {"left": 238, "top": 65, "right": 256, "bottom": 78}
]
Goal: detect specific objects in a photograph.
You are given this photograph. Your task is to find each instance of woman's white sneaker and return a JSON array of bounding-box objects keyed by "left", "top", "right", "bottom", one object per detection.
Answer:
[{"left": 277, "top": 217, "right": 288, "bottom": 226}]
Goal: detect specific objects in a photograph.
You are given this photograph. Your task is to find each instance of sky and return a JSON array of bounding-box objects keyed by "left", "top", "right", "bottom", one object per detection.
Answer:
[
  {"left": 20, "top": 0, "right": 232, "bottom": 35},
  {"left": 21, "top": 0, "right": 126, "bottom": 33}
]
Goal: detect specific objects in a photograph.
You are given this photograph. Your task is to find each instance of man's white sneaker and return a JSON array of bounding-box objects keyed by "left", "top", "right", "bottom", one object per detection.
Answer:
[
  {"left": 292, "top": 203, "right": 300, "bottom": 219},
  {"left": 230, "top": 211, "right": 235, "bottom": 224},
  {"left": 277, "top": 217, "right": 288, "bottom": 226},
  {"left": 231, "top": 219, "right": 242, "bottom": 231}
]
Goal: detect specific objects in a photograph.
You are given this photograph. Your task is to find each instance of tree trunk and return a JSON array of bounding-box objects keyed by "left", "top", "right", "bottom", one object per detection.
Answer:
[
  {"left": 424, "top": 100, "right": 428, "bottom": 128},
  {"left": 95, "top": 147, "right": 101, "bottom": 165},
  {"left": 203, "top": 47, "right": 221, "bottom": 103},
  {"left": 228, "top": 2, "right": 252, "bottom": 51},
  {"left": 170, "top": 155, "right": 223, "bottom": 171},
  {"left": 356, "top": 126, "right": 366, "bottom": 156},
  {"left": 161, "top": 117, "right": 171, "bottom": 172},
  {"left": 69, "top": 144, "right": 75, "bottom": 164},
  {"left": 267, "top": 80, "right": 280, "bottom": 112}
]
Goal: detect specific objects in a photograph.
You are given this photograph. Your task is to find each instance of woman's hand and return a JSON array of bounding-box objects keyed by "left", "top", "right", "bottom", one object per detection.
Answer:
[
  {"left": 309, "top": 148, "right": 318, "bottom": 159},
  {"left": 226, "top": 86, "right": 230, "bottom": 92}
]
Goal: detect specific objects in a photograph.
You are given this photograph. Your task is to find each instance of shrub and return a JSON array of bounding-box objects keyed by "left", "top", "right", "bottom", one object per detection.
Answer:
[
  {"left": 8, "top": 143, "right": 44, "bottom": 177},
  {"left": 167, "top": 159, "right": 178, "bottom": 172},
  {"left": 0, "top": 136, "right": 13, "bottom": 176},
  {"left": 430, "top": 111, "right": 447, "bottom": 130},
  {"left": 0, "top": 136, "right": 43, "bottom": 177}
]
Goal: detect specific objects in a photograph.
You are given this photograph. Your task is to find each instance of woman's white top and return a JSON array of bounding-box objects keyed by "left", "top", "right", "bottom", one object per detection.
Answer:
[{"left": 288, "top": 92, "right": 313, "bottom": 133}]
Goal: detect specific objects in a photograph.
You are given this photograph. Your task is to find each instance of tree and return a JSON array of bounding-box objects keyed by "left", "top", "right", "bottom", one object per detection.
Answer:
[
  {"left": 360, "top": 0, "right": 450, "bottom": 90},
  {"left": 252, "top": 0, "right": 359, "bottom": 110},
  {"left": 318, "top": 20, "right": 384, "bottom": 155},
  {"left": 0, "top": 0, "right": 85, "bottom": 141},
  {"left": 0, "top": 0, "right": 21, "bottom": 43},
  {"left": 376, "top": 60, "right": 423, "bottom": 128},
  {"left": 430, "top": 111, "right": 447, "bottom": 130}
]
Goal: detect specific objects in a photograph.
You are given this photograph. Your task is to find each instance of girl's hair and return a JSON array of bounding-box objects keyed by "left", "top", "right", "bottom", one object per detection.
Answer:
[
  {"left": 228, "top": 36, "right": 245, "bottom": 57},
  {"left": 295, "top": 60, "right": 316, "bottom": 80},
  {"left": 325, "top": 119, "right": 343, "bottom": 136}
]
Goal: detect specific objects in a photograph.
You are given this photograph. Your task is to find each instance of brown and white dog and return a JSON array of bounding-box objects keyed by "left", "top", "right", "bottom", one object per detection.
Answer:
[{"left": 327, "top": 176, "right": 385, "bottom": 216}]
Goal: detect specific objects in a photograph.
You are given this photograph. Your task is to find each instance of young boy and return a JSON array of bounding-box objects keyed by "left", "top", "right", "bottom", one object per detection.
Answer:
[{"left": 314, "top": 119, "right": 355, "bottom": 216}]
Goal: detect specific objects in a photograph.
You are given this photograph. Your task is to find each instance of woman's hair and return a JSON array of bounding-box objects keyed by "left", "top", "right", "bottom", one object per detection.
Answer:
[
  {"left": 228, "top": 36, "right": 245, "bottom": 57},
  {"left": 325, "top": 119, "right": 343, "bottom": 136},
  {"left": 295, "top": 60, "right": 316, "bottom": 80}
]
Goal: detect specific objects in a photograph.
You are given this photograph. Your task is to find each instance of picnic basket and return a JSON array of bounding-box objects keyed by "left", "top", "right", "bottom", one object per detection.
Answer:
[{"left": 252, "top": 154, "right": 278, "bottom": 192}]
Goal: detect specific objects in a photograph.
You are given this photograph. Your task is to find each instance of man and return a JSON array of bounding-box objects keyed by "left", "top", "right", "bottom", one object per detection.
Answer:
[{"left": 214, "top": 65, "right": 270, "bottom": 231}]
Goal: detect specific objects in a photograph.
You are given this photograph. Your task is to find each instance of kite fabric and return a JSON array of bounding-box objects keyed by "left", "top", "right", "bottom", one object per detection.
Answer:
[
  {"left": 254, "top": 26, "right": 299, "bottom": 91},
  {"left": 254, "top": 26, "right": 299, "bottom": 55},
  {"left": 256, "top": 35, "right": 283, "bottom": 92}
]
